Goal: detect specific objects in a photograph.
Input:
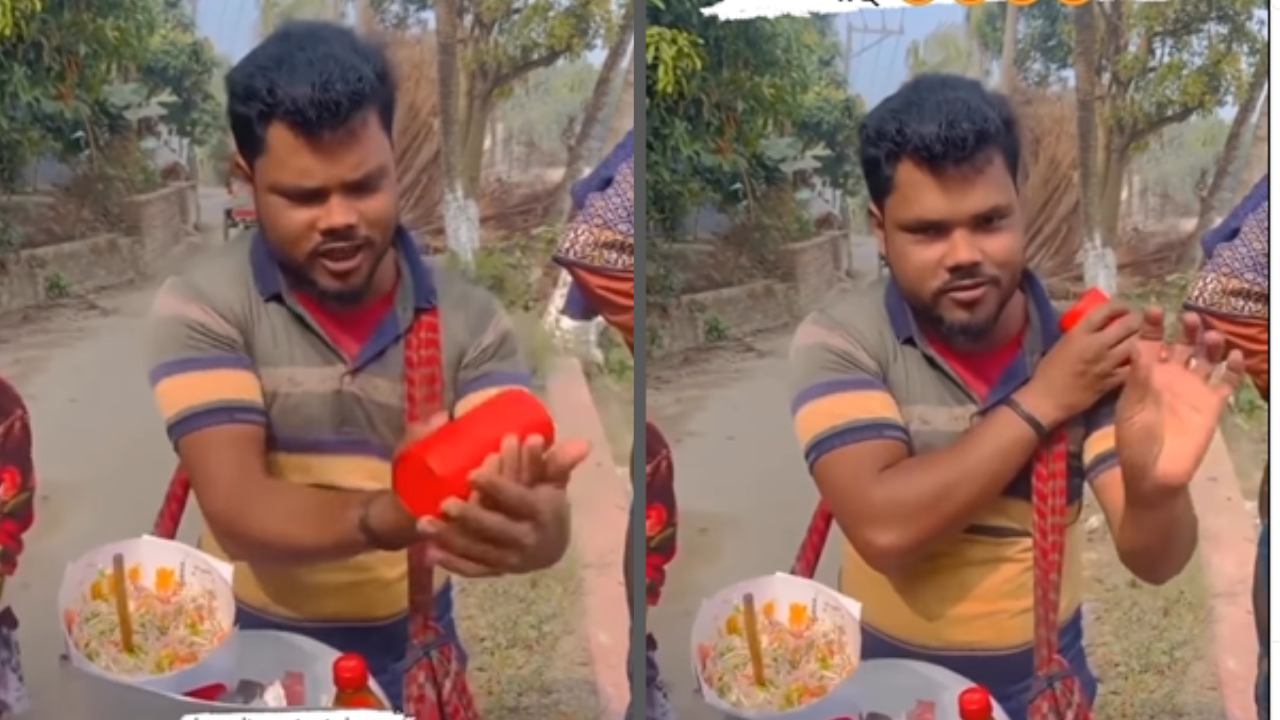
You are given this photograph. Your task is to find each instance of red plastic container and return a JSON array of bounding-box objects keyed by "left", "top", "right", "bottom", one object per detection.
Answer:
[
  {"left": 392, "top": 389, "right": 556, "bottom": 518},
  {"left": 957, "top": 685, "right": 996, "bottom": 720},
  {"left": 1059, "top": 286, "right": 1111, "bottom": 332}
]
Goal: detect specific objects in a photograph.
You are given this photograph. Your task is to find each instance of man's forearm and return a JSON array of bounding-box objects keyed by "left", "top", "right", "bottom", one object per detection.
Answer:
[
  {"left": 1114, "top": 487, "right": 1198, "bottom": 585},
  {"left": 834, "top": 397, "right": 1045, "bottom": 573},
  {"left": 204, "top": 481, "right": 375, "bottom": 566}
]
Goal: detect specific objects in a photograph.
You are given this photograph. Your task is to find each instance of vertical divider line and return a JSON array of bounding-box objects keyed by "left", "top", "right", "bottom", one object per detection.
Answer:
[{"left": 629, "top": 0, "right": 649, "bottom": 717}]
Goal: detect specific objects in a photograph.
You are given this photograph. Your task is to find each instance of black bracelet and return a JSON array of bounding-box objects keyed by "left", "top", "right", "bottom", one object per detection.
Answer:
[{"left": 1003, "top": 397, "right": 1050, "bottom": 442}]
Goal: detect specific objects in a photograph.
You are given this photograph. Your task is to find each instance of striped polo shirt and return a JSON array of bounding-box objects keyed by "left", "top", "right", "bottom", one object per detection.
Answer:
[
  {"left": 787, "top": 273, "right": 1117, "bottom": 709},
  {"left": 146, "top": 229, "right": 531, "bottom": 622}
]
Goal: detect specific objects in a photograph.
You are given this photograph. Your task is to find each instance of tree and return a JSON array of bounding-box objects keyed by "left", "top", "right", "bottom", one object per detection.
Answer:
[
  {"left": 980, "top": 0, "right": 1265, "bottom": 247},
  {"left": 0, "top": 0, "right": 42, "bottom": 39},
  {"left": 375, "top": 0, "right": 612, "bottom": 198},
  {"left": 1237, "top": 89, "right": 1268, "bottom": 204},
  {"left": 905, "top": 25, "right": 976, "bottom": 78},
  {"left": 607, "top": 50, "right": 633, "bottom": 150},
  {"left": 1071, "top": 4, "right": 1107, "bottom": 290},
  {"left": 373, "top": 0, "right": 612, "bottom": 264},
  {"left": 546, "top": 0, "right": 633, "bottom": 221},
  {"left": 0, "top": 0, "right": 219, "bottom": 189},
  {"left": 1181, "top": 52, "right": 1268, "bottom": 265},
  {"left": 259, "top": 0, "right": 342, "bottom": 37},
  {"left": 997, "top": 3, "right": 1018, "bottom": 94},
  {"left": 646, "top": 2, "right": 862, "bottom": 235}
]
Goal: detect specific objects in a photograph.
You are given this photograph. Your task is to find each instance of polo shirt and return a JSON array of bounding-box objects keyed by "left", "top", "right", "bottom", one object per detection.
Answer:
[
  {"left": 787, "top": 273, "right": 1117, "bottom": 704},
  {"left": 146, "top": 229, "right": 532, "bottom": 622}
]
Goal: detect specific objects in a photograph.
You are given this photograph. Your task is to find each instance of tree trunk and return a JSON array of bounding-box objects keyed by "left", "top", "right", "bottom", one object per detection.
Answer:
[
  {"left": 435, "top": 0, "right": 480, "bottom": 265},
  {"left": 606, "top": 50, "right": 634, "bottom": 150},
  {"left": 963, "top": 8, "right": 986, "bottom": 80},
  {"left": 998, "top": 4, "right": 1019, "bottom": 94},
  {"left": 1071, "top": 5, "right": 1114, "bottom": 293},
  {"left": 545, "top": 3, "right": 635, "bottom": 223},
  {"left": 1178, "top": 63, "right": 1268, "bottom": 268},
  {"left": 1237, "top": 88, "right": 1268, "bottom": 204}
]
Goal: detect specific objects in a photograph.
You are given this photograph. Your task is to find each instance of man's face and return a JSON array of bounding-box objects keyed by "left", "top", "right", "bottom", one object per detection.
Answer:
[
  {"left": 241, "top": 110, "right": 399, "bottom": 306},
  {"left": 872, "top": 154, "right": 1024, "bottom": 345}
]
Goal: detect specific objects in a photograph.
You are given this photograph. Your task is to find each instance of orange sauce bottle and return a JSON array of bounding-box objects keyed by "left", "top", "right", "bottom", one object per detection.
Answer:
[
  {"left": 331, "top": 653, "right": 387, "bottom": 709},
  {"left": 392, "top": 389, "right": 556, "bottom": 519}
]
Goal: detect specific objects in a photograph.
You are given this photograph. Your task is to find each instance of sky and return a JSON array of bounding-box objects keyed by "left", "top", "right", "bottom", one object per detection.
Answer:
[
  {"left": 197, "top": 0, "right": 262, "bottom": 62},
  {"left": 840, "top": 6, "right": 966, "bottom": 105},
  {"left": 196, "top": 2, "right": 959, "bottom": 98}
]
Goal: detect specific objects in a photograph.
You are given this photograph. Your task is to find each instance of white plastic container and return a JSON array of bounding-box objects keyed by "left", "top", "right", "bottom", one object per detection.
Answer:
[
  {"left": 691, "top": 573, "right": 864, "bottom": 720},
  {"left": 58, "top": 535, "right": 237, "bottom": 695}
]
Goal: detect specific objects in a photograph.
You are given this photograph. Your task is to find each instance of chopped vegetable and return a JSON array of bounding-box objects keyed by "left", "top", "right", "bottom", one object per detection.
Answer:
[
  {"left": 699, "top": 600, "right": 856, "bottom": 711},
  {"left": 68, "top": 565, "right": 228, "bottom": 677}
]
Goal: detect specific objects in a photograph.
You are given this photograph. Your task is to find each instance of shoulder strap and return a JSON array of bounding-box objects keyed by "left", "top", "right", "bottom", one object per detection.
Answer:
[{"left": 402, "top": 308, "right": 446, "bottom": 614}]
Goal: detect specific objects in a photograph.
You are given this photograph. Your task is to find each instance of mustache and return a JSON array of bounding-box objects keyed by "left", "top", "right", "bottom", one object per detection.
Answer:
[{"left": 935, "top": 271, "right": 999, "bottom": 296}]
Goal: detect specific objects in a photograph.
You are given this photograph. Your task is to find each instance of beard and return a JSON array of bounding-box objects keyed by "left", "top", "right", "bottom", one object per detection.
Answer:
[
  {"left": 913, "top": 277, "right": 1018, "bottom": 347},
  {"left": 277, "top": 239, "right": 395, "bottom": 308}
]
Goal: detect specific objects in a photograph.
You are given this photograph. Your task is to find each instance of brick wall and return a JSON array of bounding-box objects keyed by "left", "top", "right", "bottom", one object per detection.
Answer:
[
  {"left": 647, "top": 231, "right": 848, "bottom": 357},
  {"left": 0, "top": 184, "right": 191, "bottom": 312}
]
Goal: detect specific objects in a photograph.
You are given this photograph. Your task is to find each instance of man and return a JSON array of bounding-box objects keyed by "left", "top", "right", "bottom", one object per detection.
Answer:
[
  {"left": 1184, "top": 175, "right": 1268, "bottom": 717},
  {"left": 787, "top": 74, "right": 1245, "bottom": 719},
  {"left": 146, "top": 22, "right": 588, "bottom": 711}
]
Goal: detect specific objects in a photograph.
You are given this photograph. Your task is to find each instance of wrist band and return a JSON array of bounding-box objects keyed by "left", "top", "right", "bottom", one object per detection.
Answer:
[{"left": 1003, "top": 397, "right": 1050, "bottom": 441}]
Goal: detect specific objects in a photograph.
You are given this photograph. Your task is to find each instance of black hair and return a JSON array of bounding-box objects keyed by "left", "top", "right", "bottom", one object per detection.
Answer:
[
  {"left": 859, "top": 73, "right": 1020, "bottom": 210},
  {"left": 225, "top": 20, "right": 396, "bottom": 164}
]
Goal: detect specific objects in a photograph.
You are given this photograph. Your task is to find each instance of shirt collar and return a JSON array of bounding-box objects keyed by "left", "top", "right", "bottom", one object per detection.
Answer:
[
  {"left": 249, "top": 226, "right": 437, "bottom": 309},
  {"left": 883, "top": 271, "right": 1060, "bottom": 350}
]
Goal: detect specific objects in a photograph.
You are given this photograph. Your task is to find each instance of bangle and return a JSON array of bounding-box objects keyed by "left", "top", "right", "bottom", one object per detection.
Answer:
[{"left": 1003, "top": 397, "right": 1050, "bottom": 442}]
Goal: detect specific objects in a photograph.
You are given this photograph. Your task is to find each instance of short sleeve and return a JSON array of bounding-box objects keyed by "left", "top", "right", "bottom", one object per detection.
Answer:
[
  {"left": 452, "top": 286, "right": 534, "bottom": 416},
  {"left": 146, "top": 276, "right": 267, "bottom": 445},
  {"left": 1082, "top": 393, "right": 1119, "bottom": 483},
  {"left": 787, "top": 311, "right": 909, "bottom": 471}
]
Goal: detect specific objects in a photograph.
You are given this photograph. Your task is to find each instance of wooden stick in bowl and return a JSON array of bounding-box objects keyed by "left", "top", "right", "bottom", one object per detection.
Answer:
[
  {"left": 742, "top": 592, "right": 766, "bottom": 687},
  {"left": 110, "top": 553, "right": 136, "bottom": 654}
]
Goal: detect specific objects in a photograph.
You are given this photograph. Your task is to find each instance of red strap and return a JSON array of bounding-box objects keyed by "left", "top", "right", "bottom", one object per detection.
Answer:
[
  {"left": 1027, "top": 430, "right": 1091, "bottom": 720},
  {"left": 151, "top": 309, "right": 479, "bottom": 720},
  {"left": 791, "top": 432, "right": 1092, "bottom": 719}
]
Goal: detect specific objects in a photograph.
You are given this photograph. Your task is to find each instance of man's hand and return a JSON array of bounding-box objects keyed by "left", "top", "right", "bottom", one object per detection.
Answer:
[
  {"left": 420, "top": 433, "right": 591, "bottom": 576},
  {"left": 1020, "top": 301, "right": 1140, "bottom": 427},
  {"left": 1116, "top": 308, "right": 1245, "bottom": 504},
  {"left": 360, "top": 413, "right": 455, "bottom": 551}
]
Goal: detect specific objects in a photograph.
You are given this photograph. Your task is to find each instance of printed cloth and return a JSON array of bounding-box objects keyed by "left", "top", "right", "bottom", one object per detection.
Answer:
[
  {"left": 0, "top": 378, "right": 34, "bottom": 718},
  {"left": 557, "top": 133, "right": 636, "bottom": 329}
]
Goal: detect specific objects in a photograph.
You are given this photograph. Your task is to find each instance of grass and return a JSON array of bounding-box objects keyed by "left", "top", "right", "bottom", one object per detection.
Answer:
[
  {"left": 449, "top": 254, "right": 635, "bottom": 717},
  {"left": 454, "top": 555, "right": 605, "bottom": 719},
  {"left": 1079, "top": 276, "right": 1266, "bottom": 718}
]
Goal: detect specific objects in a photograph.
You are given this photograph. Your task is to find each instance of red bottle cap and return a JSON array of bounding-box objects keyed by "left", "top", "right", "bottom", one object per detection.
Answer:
[
  {"left": 958, "top": 686, "right": 994, "bottom": 720},
  {"left": 332, "top": 653, "right": 371, "bottom": 692},
  {"left": 1060, "top": 287, "right": 1111, "bottom": 332}
]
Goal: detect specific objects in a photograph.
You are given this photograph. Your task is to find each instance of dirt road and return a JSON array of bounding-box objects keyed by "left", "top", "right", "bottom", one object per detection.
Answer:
[
  {"left": 0, "top": 244, "right": 215, "bottom": 718},
  {"left": 646, "top": 333, "right": 847, "bottom": 719}
]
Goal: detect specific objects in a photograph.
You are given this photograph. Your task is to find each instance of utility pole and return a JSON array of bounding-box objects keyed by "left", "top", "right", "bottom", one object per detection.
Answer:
[{"left": 845, "top": 12, "right": 905, "bottom": 67}]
